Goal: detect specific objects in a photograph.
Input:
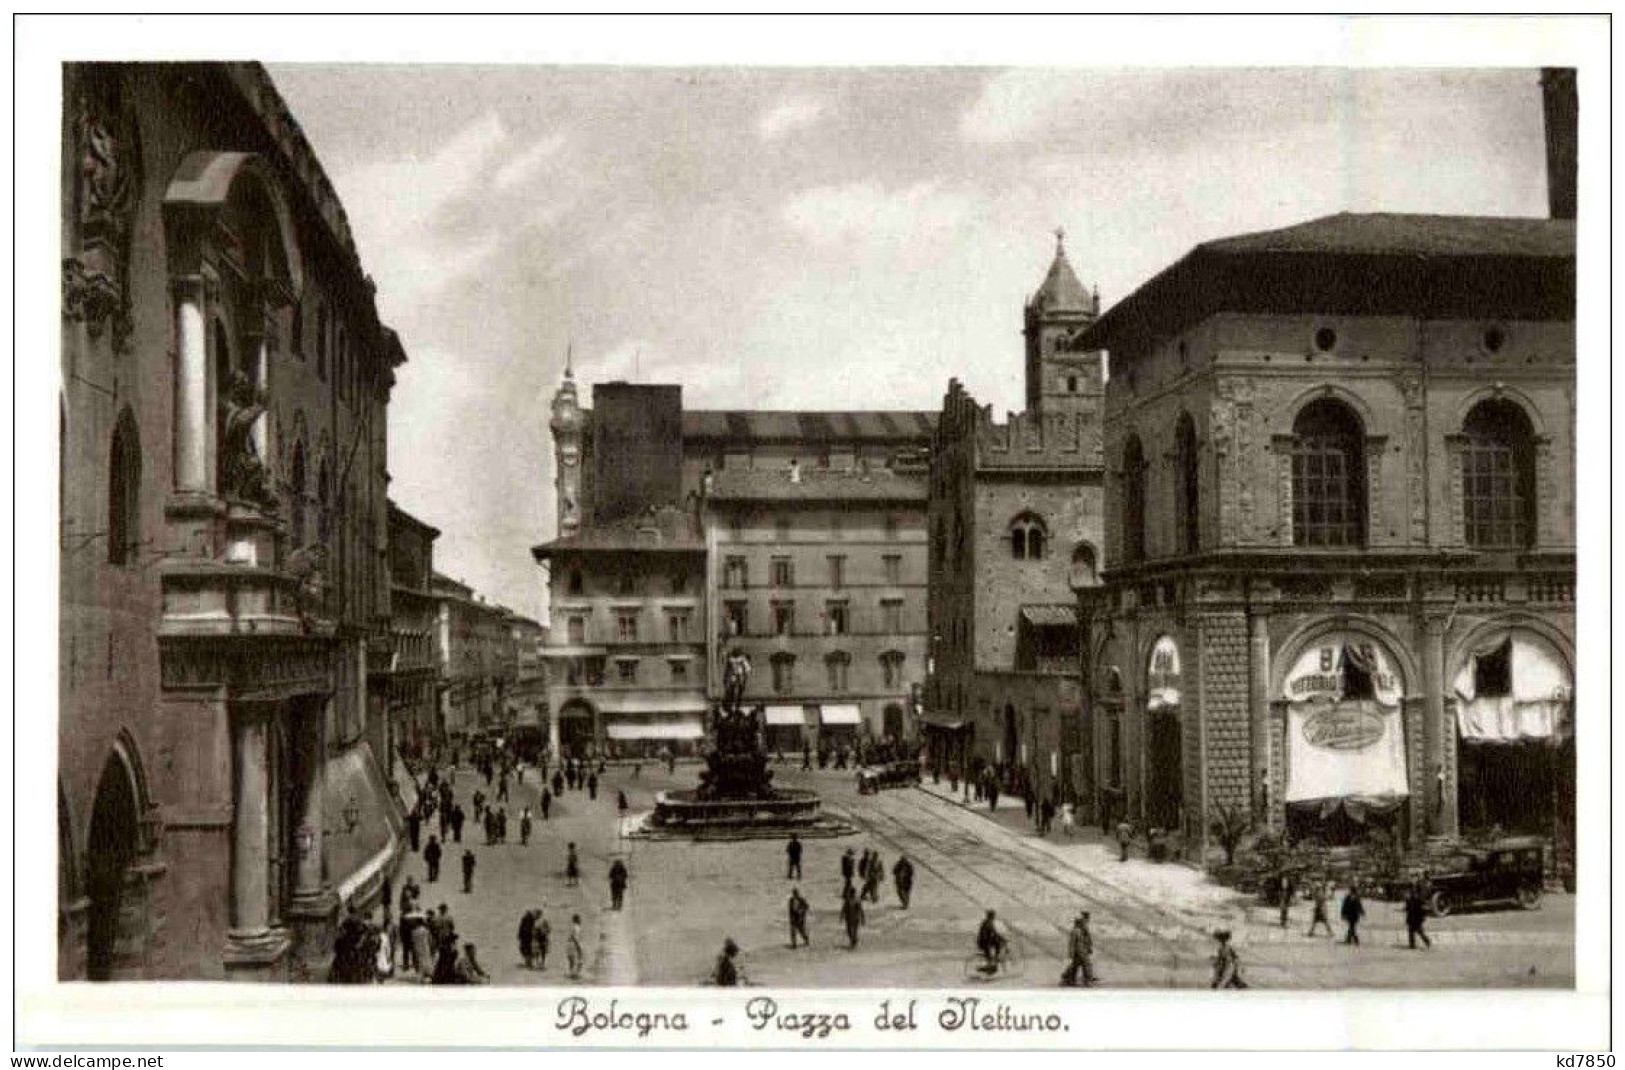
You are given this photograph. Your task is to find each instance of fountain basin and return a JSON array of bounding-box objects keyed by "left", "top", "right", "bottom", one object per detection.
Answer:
[{"left": 638, "top": 788, "right": 852, "bottom": 840}]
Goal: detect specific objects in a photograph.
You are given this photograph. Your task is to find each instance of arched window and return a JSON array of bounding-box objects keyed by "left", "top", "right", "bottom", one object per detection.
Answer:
[
  {"left": 1121, "top": 433, "right": 1147, "bottom": 563},
  {"left": 1175, "top": 412, "right": 1199, "bottom": 554},
  {"left": 1461, "top": 399, "right": 1536, "bottom": 548},
  {"left": 1291, "top": 399, "right": 1366, "bottom": 547},
  {"left": 107, "top": 407, "right": 141, "bottom": 566},
  {"left": 1010, "top": 512, "right": 1048, "bottom": 560},
  {"left": 316, "top": 304, "right": 328, "bottom": 381},
  {"left": 289, "top": 442, "right": 307, "bottom": 546},
  {"left": 1068, "top": 543, "right": 1098, "bottom": 589}
]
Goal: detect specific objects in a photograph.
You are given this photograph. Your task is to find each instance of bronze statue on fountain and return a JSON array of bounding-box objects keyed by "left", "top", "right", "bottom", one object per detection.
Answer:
[
  {"left": 695, "top": 700, "right": 776, "bottom": 801},
  {"left": 642, "top": 648, "right": 849, "bottom": 837}
]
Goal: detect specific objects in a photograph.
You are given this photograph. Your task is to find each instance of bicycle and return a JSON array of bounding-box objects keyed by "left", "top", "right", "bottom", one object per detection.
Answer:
[{"left": 962, "top": 940, "right": 1024, "bottom": 982}]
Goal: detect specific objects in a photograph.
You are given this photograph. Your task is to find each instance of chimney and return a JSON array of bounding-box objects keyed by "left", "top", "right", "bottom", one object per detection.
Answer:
[{"left": 1541, "top": 67, "right": 1578, "bottom": 220}]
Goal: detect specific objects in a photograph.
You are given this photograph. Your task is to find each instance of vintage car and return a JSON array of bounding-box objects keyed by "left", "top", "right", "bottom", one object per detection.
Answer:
[
  {"left": 857, "top": 760, "right": 920, "bottom": 794},
  {"left": 1421, "top": 839, "right": 1546, "bottom": 915}
]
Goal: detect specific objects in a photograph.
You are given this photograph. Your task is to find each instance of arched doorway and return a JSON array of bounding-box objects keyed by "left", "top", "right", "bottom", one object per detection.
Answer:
[
  {"left": 1145, "top": 636, "right": 1183, "bottom": 833},
  {"left": 557, "top": 699, "right": 596, "bottom": 759},
  {"left": 1452, "top": 629, "right": 1570, "bottom": 838},
  {"left": 85, "top": 751, "right": 141, "bottom": 980}
]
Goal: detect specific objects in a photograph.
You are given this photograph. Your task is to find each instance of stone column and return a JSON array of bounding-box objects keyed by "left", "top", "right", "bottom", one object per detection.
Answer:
[
  {"left": 224, "top": 702, "right": 289, "bottom": 972},
  {"left": 1248, "top": 612, "right": 1270, "bottom": 826},
  {"left": 171, "top": 275, "right": 213, "bottom": 498},
  {"left": 247, "top": 315, "right": 273, "bottom": 465},
  {"left": 548, "top": 700, "right": 561, "bottom": 759},
  {"left": 1422, "top": 615, "right": 1456, "bottom": 837},
  {"left": 290, "top": 701, "right": 326, "bottom": 907}
]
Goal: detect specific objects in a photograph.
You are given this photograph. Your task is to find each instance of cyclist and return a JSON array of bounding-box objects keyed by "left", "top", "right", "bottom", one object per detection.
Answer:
[{"left": 975, "top": 910, "right": 1007, "bottom": 974}]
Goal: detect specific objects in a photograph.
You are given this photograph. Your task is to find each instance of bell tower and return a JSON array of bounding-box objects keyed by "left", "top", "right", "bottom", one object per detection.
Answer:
[
  {"left": 549, "top": 349, "right": 585, "bottom": 536},
  {"left": 1023, "top": 227, "right": 1102, "bottom": 417}
]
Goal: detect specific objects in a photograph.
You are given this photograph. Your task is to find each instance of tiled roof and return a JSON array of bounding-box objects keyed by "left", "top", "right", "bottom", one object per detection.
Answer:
[
  {"left": 1030, "top": 245, "right": 1092, "bottom": 313},
  {"left": 531, "top": 506, "right": 705, "bottom": 557},
  {"left": 1081, "top": 212, "right": 1576, "bottom": 351},
  {"left": 683, "top": 410, "right": 936, "bottom": 443}
]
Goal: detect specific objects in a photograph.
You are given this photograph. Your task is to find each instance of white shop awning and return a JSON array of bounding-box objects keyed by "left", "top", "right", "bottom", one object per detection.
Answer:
[
  {"left": 819, "top": 704, "right": 863, "bottom": 726},
  {"left": 606, "top": 720, "right": 705, "bottom": 741},
  {"left": 764, "top": 705, "right": 809, "bottom": 727},
  {"left": 595, "top": 694, "right": 710, "bottom": 716}
]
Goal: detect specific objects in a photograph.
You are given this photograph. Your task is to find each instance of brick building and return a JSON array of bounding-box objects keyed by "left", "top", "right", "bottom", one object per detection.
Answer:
[
  {"left": 534, "top": 366, "right": 935, "bottom": 755},
  {"left": 925, "top": 236, "right": 1105, "bottom": 807},
  {"left": 59, "top": 63, "right": 406, "bottom": 980},
  {"left": 1079, "top": 209, "right": 1576, "bottom": 873}
]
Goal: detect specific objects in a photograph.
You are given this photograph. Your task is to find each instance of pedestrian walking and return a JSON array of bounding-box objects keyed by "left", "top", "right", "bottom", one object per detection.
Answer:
[
  {"left": 617, "top": 789, "right": 629, "bottom": 818},
  {"left": 423, "top": 835, "right": 443, "bottom": 883},
  {"left": 1062, "top": 911, "right": 1096, "bottom": 987},
  {"left": 408, "top": 909, "right": 433, "bottom": 980},
  {"left": 520, "top": 807, "right": 533, "bottom": 846},
  {"left": 587, "top": 772, "right": 599, "bottom": 801},
  {"left": 840, "top": 847, "right": 856, "bottom": 885},
  {"left": 497, "top": 772, "right": 510, "bottom": 803},
  {"left": 408, "top": 806, "right": 422, "bottom": 853},
  {"left": 1060, "top": 801, "right": 1076, "bottom": 838},
  {"left": 1210, "top": 930, "right": 1247, "bottom": 989},
  {"left": 533, "top": 907, "right": 552, "bottom": 971},
  {"left": 987, "top": 778, "right": 1000, "bottom": 811},
  {"left": 566, "top": 915, "right": 585, "bottom": 980},
  {"left": 541, "top": 788, "right": 552, "bottom": 821},
  {"left": 461, "top": 848, "right": 477, "bottom": 894},
  {"left": 788, "top": 887, "right": 810, "bottom": 948},
  {"left": 1404, "top": 883, "right": 1432, "bottom": 950},
  {"left": 1278, "top": 872, "right": 1296, "bottom": 929},
  {"left": 472, "top": 789, "right": 486, "bottom": 826},
  {"left": 863, "top": 852, "right": 884, "bottom": 903},
  {"left": 840, "top": 886, "right": 865, "bottom": 949},
  {"left": 497, "top": 806, "right": 509, "bottom": 844},
  {"left": 609, "top": 858, "right": 629, "bottom": 911},
  {"left": 892, "top": 855, "right": 915, "bottom": 909},
  {"left": 566, "top": 842, "right": 581, "bottom": 886},
  {"left": 785, "top": 834, "right": 804, "bottom": 879},
  {"left": 450, "top": 803, "right": 465, "bottom": 844},
  {"left": 1341, "top": 885, "right": 1365, "bottom": 945},
  {"left": 552, "top": 770, "right": 565, "bottom": 796},
  {"left": 1307, "top": 880, "right": 1333, "bottom": 936},
  {"left": 1116, "top": 820, "right": 1133, "bottom": 863},
  {"left": 431, "top": 931, "right": 460, "bottom": 985},
  {"left": 518, "top": 909, "right": 537, "bottom": 969},
  {"left": 1041, "top": 796, "right": 1056, "bottom": 835}
]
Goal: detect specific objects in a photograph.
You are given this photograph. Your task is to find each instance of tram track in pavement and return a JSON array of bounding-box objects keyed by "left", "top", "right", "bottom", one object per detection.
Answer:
[{"left": 823, "top": 789, "right": 1195, "bottom": 979}]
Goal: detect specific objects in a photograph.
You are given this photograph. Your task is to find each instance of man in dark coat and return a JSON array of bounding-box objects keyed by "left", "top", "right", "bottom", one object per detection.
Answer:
[
  {"left": 541, "top": 787, "right": 553, "bottom": 821},
  {"left": 461, "top": 848, "right": 477, "bottom": 894},
  {"left": 840, "top": 847, "right": 856, "bottom": 886},
  {"left": 450, "top": 803, "right": 465, "bottom": 844},
  {"left": 408, "top": 806, "right": 422, "bottom": 853},
  {"left": 423, "top": 835, "right": 443, "bottom": 883},
  {"left": 987, "top": 777, "right": 1000, "bottom": 811},
  {"left": 1341, "top": 885, "right": 1365, "bottom": 945},
  {"left": 520, "top": 807, "right": 533, "bottom": 846},
  {"left": 587, "top": 773, "right": 599, "bottom": 801},
  {"left": 892, "top": 855, "right": 915, "bottom": 909},
  {"left": 566, "top": 842, "right": 581, "bottom": 886},
  {"left": 1307, "top": 880, "right": 1333, "bottom": 936},
  {"left": 788, "top": 887, "right": 810, "bottom": 949},
  {"left": 518, "top": 909, "right": 537, "bottom": 969},
  {"left": 552, "top": 770, "right": 565, "bottom": 797},
  {"left": 786, "top": 834, "right": 803, "bottom": 880},
  {"left": 608, "top": 858, "right": 630, "bottom": 911},
  {"left": 1062, "top": 911, "right": 1096, "bottom": 987},
  {"left": 1404, "top": 883, "right": 1432, "bottom": 949},
  {"left": 840, "top": 887, "right": 865, "bottom": 949}
]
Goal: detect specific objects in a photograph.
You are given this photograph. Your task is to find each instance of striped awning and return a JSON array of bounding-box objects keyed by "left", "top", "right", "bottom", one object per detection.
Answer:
[{"left": 1021, "top": 604, "right": 1078, "bottom": 628}]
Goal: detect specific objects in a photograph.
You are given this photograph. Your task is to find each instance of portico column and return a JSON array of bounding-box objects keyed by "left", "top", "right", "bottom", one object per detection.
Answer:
[
  {"left": 171, "top": 274, "right": 214, "bottom": 497},
  {"left": 548, "top": 701, "right": 561, "bottom": 758},
  {"left": 228, "top": 703, "right": 272, "bottom": 945},
  {"left": 1422, "top": 615, "right": 1456, "bottom": 837},
  {"left": 291, "top": 701, "right": 326, "bottom": 905},
  {"left": 1248, "top": 612, "right": 1270, "bottom": 827},
  {"left": 245, "top": 314, "right": 273, "bottom": 465}
]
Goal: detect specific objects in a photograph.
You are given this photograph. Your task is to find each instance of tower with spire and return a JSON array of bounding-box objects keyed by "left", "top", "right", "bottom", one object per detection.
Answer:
[
  {"left": 549, "top": 347, "right": 585, "bottom": 536},
  {"left": 1023, "top": 227, "right": 1103, "bottom": 417}
]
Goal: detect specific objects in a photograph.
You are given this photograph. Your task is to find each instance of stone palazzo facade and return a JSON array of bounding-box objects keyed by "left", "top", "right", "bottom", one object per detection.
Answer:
[{"left": 60, "top": 63, "right": 408, "bottom": 980}]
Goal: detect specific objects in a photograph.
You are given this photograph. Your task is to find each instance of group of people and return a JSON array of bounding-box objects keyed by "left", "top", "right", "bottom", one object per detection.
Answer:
[
  {"left": 1276, "top": 875, "right": 1434, "bottom": 950},
  {"left": 515, "top": 908, "right": 587, "bottom": 978},
  {"left": 329, "top": 876, "right": 491, "bottom": 985}
]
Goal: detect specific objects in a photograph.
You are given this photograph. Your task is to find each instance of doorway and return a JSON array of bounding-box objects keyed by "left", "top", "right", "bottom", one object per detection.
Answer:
[
  {"left": 1146, "top": 708, "right": 1183, "bottom": 833},
  {"left": 85, "top": 753, "right": 140, "bottom": 980}
]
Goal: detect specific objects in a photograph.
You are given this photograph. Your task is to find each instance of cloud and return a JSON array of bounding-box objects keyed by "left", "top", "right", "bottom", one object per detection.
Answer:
[
  {"left": 782, "top": 181, "right": 974, "bottom": 248},
  {"left": 494, "top": 132, "right": 567, "bottom": 190},
  {"left": 959, "top": 69, "right": 1080, "bottom": 144},
  {"left": 757, "top": 97, "right": 825, "bottom": 140}
]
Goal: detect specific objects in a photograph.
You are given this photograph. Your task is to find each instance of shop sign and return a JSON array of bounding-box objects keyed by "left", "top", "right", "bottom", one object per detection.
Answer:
[{"left": 1302, "top": 703, "right": 1387, "bottom": 751}]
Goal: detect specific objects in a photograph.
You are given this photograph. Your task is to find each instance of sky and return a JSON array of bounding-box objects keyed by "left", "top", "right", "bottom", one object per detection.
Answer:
[{"left": 266, "top": 65, "right": 1550, "bottom": 624}]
